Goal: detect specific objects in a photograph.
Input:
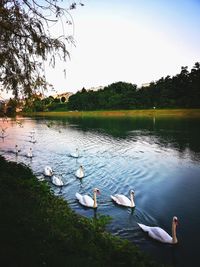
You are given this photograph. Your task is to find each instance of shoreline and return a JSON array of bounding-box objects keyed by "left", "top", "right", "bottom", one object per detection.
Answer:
[{"left": 25, "top": 108, "right": 200, "bottom": 118}]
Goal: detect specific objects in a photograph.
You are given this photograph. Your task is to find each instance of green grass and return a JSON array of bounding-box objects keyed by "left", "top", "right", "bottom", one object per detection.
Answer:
[
  {"left": 0, "top": 156, "right": 162, "bottom": 267},
  {"left": 26, "top": 108, "right": 200, "bottom": 118}
]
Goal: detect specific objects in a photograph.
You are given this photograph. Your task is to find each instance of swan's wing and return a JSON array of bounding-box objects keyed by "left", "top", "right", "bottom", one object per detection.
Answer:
[
  {"left": 111, "top": 194, "right": 131, "bottom": 206},
  {"left": 52, "top": 176, "right": 63, "bottom": 186},
  {"left": 138, "top": 224, "right": 172, "bottom": 243},
  {"left": 82, "top": 195, "right": 94, "bottom": 207},
  {"left": 71, "top": 153, "right": 78, "bottom": 158},
  {"left": 76, "top": 193, "right": 94, "bottom": 207},
  {"left": 150, "top": 227, "right": 173, "bottom": 243},
  {"left": 75, "top": 168, "right": 84, "bottom": 178},
  {"left": 138, "top": 223, "right": 150, "bottom": 232},
  {"left": 76, "top": 193, "right": 82, "bottom": 202}
]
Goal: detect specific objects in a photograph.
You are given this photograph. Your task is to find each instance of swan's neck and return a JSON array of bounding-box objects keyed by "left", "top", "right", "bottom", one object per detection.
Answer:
[
  {"left": 93, "top": 192, "right": 97, "bottom": 208},
  {"left": 172, "top": 221, "right": 178, "bottom": 244},
  {"left": 130, "top": 193, "right": 135, "bottom": 208}
]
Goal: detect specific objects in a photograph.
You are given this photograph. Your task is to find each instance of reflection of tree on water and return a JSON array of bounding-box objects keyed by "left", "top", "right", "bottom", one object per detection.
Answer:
[{"left": 47, "top": 116, "right": 200, "bottom": 155}]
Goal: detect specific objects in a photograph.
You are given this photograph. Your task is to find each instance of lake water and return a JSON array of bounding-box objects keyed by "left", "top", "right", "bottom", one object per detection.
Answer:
[{"left": 1, "top": 116, "right": 200, "bottom": 267}]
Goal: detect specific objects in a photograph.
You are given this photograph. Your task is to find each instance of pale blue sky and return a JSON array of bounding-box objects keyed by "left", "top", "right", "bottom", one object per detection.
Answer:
[{"left": 34, "top": 0, "right": 200, "bottom": 94}]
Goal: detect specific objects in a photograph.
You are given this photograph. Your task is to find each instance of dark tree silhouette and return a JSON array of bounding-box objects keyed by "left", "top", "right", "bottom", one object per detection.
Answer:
[
  {"left": 0, "top": 0, "right": 83, "bottom": 98},
  {"left": 68, "top": 63, "right": 200, "bottom": 110}
]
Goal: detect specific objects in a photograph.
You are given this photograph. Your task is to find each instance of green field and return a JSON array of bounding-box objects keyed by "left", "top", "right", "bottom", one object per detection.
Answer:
[{"left": 27, "top": 109, "right": 200, "bottom": 118}]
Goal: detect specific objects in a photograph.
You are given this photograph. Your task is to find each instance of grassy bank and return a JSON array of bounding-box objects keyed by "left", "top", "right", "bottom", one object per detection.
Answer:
[
  {"left": 26, "top": 109, "right": 200, "bottom": 118},
  {"left": 0, "top": 156, "right": 161, "bottom": 267}
]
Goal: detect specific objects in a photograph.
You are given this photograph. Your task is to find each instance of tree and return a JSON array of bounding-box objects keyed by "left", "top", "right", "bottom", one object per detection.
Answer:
[{"left": 0, "top": 0, "right": 83, "bottom": 98}]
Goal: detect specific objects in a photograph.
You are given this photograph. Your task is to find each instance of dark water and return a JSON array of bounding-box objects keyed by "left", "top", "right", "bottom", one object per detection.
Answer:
[{"left": 1, "top": 116, "right": 200, "bottom": 267}]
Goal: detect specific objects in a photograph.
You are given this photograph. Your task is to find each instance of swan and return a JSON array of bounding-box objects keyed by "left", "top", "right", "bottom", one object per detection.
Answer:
[
  {"left": 111, "top": 190, "right": 135, "bottom": 208},
  {"left": 51, "top": 175, "right": 64, "bottom": 187},
  {"left": 30, "top": 129, "right": 35, "bottom": 135},
  {"left": 138, "top": 216, "right": 179, "bottom": 244},
  {"left": 75, "top": 165, "right": 84, "bottom": 179},
  {"left": 30, "top": 137, "right": 36, "bottom": 144},
  {"left": 15, "top": 145, "right": 21, "bottom": 155},
  {"left": 44, "top": 166, "right": 53, "bottom": 177},
  {"left": 76, "top": 188, "right": 101, "bottom": 208},
  {"left": 27, "top": 148, "right": 33, "bottom": 158},
  {"left": 70, "top": 148, "right": 79, "bottom": 158}
]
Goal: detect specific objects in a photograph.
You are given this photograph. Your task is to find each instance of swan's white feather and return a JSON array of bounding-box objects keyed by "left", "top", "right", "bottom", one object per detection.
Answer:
[
  {"left": 51, "top": 175, "right": 64, "bottom": 186},
  {"left": 76, "top": 193, "right": 94, "bottom": 208},
  {"left": 111, "top": 194, "right": 132, "bottom": 207},
  {"left": 138, "top": 223, "right": 173, "bottom": 243},
  {"left": 70, "top": 149, "right": 79, "bottom": 158},
  {"left": 44, "top": 166, "right": 53, "bottom": 177},
  {"left": 27, "top": 149, "right": 33, "bottom": 158},
  {"left": 71, "top": 153, "right": 79, "bottom": 158},
  {"left": 75, "top": 167, "right": 84, "bottom": 178}
]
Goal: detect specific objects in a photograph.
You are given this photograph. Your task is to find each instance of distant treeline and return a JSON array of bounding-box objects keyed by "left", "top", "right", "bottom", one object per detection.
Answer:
[{"left": 68, "top": 62, "right": 200, "bottom": 110}]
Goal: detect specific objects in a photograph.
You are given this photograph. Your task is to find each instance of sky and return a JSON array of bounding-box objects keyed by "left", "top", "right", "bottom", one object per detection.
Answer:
[
  {"left": 2, "top": 0, "right": 200, "bottom": 99},
  {"left": 44, "top": 0, "right": 200, "bottom": 95}
]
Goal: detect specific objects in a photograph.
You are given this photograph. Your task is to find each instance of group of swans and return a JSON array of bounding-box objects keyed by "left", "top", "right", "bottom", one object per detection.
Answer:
[
  {"left": 15, "top": 130, "right": 36, "bottom": 158},
  {"left": 30, "top": 130, "right": 36, "bottom": 144},
  {"left": 43, "top": 148, "right": 179, "bottom": 245},
  {"left": 15, "top": 145, "right": 33, "bottom": 159},
  {"left": 76, "top": 189, "right": 135, "bottom": 209},
  {"left": 43, "top": 166, "right": 64, "bottom": 186},
  {"left": 43, "top": 164, "right": 84, "bottom": 186},
  {"left": 70, "top": 148, "right": 85, "bottom": 178},
  {"left": 76, "top": 188, "right": 179, "bottom": 244}
]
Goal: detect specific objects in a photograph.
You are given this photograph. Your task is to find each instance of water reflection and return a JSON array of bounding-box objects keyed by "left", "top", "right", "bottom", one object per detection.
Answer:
[{"left": 40, "top": 116, "right": 200, "bottom": 155}]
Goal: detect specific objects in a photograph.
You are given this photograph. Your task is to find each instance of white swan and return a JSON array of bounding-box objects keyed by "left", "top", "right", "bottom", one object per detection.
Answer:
[
  {"left": 138, "top": 216, "right": 179, "bottom": 244},
  {"left": 31, "top": 137, "right": 36, "bottom": 144},
  {"left": 75, "top": 165, "right": 84, "bottom": 179},
  {"left": 70, "top": 148, "right": 79, "bottom": 158},
  {"left": 27, "top": 148, "right": 33, "bottom": 158},
  {"left": 44, "top": 166, "right": 53, "bottom": 177},
  {"left": 30, "top": 129, "right": 36, "bottom": 135},
  {"left": 51, "top": 175, "right": 64, "bottom": 187},
  {"left": 15, "top": 145, "right": 21, "bottom": 155},
  {"left": 76, "top": 188, "right": 101, "bottom": 208},
  {"left": 111, "top": 190, "right": 135, "bottom": 208}
]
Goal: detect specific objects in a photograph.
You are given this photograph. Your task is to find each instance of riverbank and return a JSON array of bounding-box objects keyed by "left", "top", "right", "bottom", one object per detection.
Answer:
[
  {"left": 26, "top": 109, "right": 200, "bottom": 118},
  {"left": 0, "top": 156, "right": 161, "bottom": 267}
]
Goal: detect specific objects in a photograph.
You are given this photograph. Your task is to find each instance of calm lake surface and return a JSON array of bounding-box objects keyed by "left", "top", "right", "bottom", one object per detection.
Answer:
[{"left": 1, "top": 116, "right": 200, "bottom": 267}]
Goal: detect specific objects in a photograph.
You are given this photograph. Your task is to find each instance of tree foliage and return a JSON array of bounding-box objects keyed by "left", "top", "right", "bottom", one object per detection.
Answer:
[
  {"left": 68, "top": 63, "right": 200, "bottom": 110},
  {"left": 0, "top": 0, "right": 81, "bottom": 98}
]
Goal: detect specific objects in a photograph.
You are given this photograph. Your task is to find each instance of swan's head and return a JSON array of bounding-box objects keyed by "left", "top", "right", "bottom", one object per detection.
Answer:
[
  {"left": 93, "top": 188, "right": 101, "bottom": 195},
  {"left": 130, "top": 190, "right": 135, "bottom": 195},
  {"left": 173, "top": 216, "right": 179, "bottom": 225}
]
